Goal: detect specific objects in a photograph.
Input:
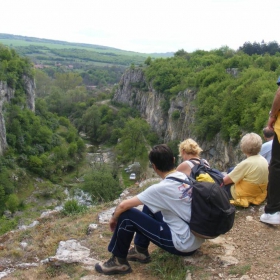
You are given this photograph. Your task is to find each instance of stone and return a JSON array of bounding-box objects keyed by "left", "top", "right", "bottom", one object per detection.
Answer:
[
  {"left": 87, "top": 224, "right": 98, "bottom": 235},
  {"left": 43, "top": 239, "right": 98, "bottom": 267}
]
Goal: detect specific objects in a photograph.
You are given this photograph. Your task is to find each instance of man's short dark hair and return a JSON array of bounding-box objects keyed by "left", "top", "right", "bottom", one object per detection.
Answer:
[
  {"left": 149, "top": 144, "right": 175, "bottom": 172},
  {"left": 263, "top": 127, "right": 274, "bottom": 138}
]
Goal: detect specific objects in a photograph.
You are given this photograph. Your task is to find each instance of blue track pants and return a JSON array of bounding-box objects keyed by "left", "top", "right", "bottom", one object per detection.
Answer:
[{"left": 108, "top": 205, "right": 196, "bottom": 258}]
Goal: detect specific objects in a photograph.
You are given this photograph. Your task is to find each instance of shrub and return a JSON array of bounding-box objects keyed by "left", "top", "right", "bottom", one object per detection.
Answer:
[
  {"left": 62, "top": 199, "right": 87, "bottom": 215},
  {"left": 171, "top": 110, "right": 180, "bottom": 120},
  {"left": 0, "top": 217, "right": 18, "bottom": 235},
  {"left": 82, "top": 166, "right": 122, "bottom": 203},
  {"left": 5, "top": 194, "right": 19, "bottom": 213}
]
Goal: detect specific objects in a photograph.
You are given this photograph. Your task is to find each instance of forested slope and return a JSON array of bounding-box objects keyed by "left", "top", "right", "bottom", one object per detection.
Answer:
[{"left": 1, "top": 40, "right": 280, "bottom": 236}]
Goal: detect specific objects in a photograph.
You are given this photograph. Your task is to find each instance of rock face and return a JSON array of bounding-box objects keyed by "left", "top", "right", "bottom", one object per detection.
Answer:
[
  {"left": 23, "top": 75, "right": 36, "bottom": 112},
  {"left": 113, "top": 68, "right": 243, "bottom": 170},
  {"left": 0, "top": 77, "right": 35, "bottom": 155}
]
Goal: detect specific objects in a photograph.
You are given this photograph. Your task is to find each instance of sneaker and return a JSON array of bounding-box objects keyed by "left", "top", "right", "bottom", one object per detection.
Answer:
[
  {"left": 127, "top": 245, "right": 151, "bottom": 263},
  {"left": 95, "top": 255, "right": 132, "bottom": 275},
  {"left": 260, "top": 212, "right": 280, "bottom": 225}
]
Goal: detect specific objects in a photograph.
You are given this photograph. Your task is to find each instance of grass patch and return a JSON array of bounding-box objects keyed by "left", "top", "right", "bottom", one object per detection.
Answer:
[
  {"left": 147, "top": 249, "right": 195, "bottom": 280},
  {"left": 44, "top": 263, "right": 81, "bottom": 279},
  {"left": 229, "top": 264, "right": 251, "bottom": 275}
]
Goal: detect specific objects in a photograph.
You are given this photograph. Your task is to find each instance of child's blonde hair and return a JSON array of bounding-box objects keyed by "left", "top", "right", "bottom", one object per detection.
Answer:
[{"left": 178, "top": 138, "right": 203, "bottom": 157}]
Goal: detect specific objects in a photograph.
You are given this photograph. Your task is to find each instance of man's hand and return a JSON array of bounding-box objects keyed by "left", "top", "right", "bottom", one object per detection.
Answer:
[
  {"left": 109, "top": 217, "right": 118, "bottom": 232},
  {"left": 108, "top": 196, "right": 143, "bottom": 232},
  {"left": 267, "top": 116, "right": 276, "bottom": 131}
]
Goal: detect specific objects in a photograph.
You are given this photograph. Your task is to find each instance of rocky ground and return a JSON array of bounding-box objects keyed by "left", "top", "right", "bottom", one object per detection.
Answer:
[{"left": 0, "top": 178, "right": 280, "bottom": 279}]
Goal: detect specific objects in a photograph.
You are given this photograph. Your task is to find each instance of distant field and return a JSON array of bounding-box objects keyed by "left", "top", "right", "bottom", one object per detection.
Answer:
[
  {"left": 0, "top": 34, "right": 173, "bottom": 73},
  {"left": 0, "top": 35, "right": 171, "bottom": 58},
  {"left": 0, "top": 38, "right": 149, "bottom": 57}
]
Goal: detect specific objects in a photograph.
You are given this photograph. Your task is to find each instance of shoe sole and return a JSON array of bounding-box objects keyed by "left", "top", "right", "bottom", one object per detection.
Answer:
[
  {"left": 260, "top": 219, "right": 280, "bottom": 225},
  {"left": 127, "top": 256, "right": 151, "bottom": 263},
  {"left": 95, "top": 263, "right": 132, "bottom": 275}
]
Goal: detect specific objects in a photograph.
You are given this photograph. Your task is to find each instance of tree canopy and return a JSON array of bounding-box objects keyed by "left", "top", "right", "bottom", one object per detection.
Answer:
[{"left": 143, "top": 45, "right": 280, "bottom": 142}]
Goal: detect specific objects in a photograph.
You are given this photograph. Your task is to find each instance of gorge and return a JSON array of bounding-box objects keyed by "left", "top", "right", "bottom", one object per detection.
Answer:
[{"left": 113, "top": 67, "right": 243, "bottom": 170}]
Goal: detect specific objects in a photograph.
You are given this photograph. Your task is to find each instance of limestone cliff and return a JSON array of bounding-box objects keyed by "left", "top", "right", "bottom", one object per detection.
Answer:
[
  {"left": 113, "top": 68, "right": 243, "bottom": 170},
  {"left": 0, "top": 77, "right": 36, "bottom": 155},
  {"left": 23, "top": 75, "right": 36, "bottom": 112}
]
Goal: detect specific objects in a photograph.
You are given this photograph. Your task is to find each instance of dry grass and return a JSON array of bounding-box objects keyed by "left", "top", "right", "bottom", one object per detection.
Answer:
[{"left": 2, "top": 179, "right": 280, "bottom": 279}]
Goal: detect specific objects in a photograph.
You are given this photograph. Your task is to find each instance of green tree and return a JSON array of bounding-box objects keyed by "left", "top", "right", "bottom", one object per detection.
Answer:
[
  {"left": 34, "top": 69, "right": 52, "bottom": 97},
  {"left": 81, "top": 105, "right": 101, "bottom": 141},
  {"left": 116, "top": 118, "right": 150, "bottom": 163},
  {"left": 54, "top": 72, "right": 83, "bottom": 92},
  {"left": 144, "top": 56, "right": 152, "bottom": 66},
  {"left": 82, "top": 166, "right": 121, "bottom": 203}
]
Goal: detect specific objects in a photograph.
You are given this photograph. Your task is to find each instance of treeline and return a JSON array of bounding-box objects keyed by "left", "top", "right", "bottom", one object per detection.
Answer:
[
  {"left": 239, "top": 41, "right": 280, "bottom": 56},
  {"left": 16, "top": 44, "right": 130, "bottom": 86},
  {"left": 9, "top": 44, "right": 147, "bottom": 68},
  {"left": 50, "top": 48, "right": 146, "bottom": 66},
  {"left": 143, "top": 45, "right": 280, "bottom": 142}
]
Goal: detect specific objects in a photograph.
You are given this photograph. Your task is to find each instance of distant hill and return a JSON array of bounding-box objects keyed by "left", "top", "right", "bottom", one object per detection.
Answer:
[{"left": 0, "top": 33, "right": 173, "bottom": 68}]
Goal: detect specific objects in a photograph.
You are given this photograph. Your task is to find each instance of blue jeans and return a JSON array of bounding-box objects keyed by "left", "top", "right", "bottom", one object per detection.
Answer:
[{"left": 108, "top": 205, "right": 196, "bottom": 258}]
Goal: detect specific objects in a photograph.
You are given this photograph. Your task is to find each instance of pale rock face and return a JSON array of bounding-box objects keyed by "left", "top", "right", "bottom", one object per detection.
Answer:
[
  {"left": 0, "top": 81, "right": 14, "bottom": 154},
  {"left": 113, "top": 68, "right": 243, "bottom": 170},
  {"left": 0, "top": 77, "right": 35, "bottom": 155},
  {"left": 23, "top": 75, "right": 36, "bottom": 112}
]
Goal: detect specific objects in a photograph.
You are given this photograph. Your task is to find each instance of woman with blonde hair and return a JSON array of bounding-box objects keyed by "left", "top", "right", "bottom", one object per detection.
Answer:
[
  {"left": 223, "top": 133, "right": 269, "bottom": 207},
  {"left": 176, "top": 138, "right": 210, "bottom": 176}
]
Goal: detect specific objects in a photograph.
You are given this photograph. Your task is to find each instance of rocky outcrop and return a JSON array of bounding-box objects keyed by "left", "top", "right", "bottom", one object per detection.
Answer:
[
  {"left": 23, "top": 75, "right": 36, "bottom": 112},
  {"left": 113, "top": 68, "right": 243, "bottom": 169},
  {"left": 0, "top": 81, "right": 14, "bottom": 154},
  {"left": 0, "top": 77, "right": 35, "bottom": 155}
]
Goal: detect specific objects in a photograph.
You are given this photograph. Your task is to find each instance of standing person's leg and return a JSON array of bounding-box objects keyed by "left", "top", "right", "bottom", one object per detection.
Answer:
[{"left": 261, "top": 135, "right": 280, "bottom": 224}]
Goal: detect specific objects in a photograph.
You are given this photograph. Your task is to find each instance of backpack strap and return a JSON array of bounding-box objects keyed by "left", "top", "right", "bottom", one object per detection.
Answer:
[
  {"left": 166, "top": 176, "right": 195, "bottom": 184},
  {"left": 189, "top": 158, "right": 201, "bottom": 165},
  {"left": 189, "top": 158, "right": 210, "bottom": 168},
  {"left": 185, "top": 160, "right": 195, "bottom": 168}
]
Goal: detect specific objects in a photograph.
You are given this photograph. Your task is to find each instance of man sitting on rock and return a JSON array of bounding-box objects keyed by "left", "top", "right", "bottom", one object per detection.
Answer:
[{"left": 95, "top": 144, "right": 205, "bottom": 275}]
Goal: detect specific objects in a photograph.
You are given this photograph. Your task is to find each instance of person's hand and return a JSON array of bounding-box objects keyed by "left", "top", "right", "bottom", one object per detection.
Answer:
[
  {"left": 109, "top": 217, "right": 117, "bottom": 232},
  {"left": 267, "top": 117, "right": 276, "bottom": 131}
]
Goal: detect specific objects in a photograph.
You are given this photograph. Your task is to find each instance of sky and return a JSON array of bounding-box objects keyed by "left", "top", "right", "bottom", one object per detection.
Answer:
[{"left": 1, "top": 0, "right": 280, "bottom": 54}]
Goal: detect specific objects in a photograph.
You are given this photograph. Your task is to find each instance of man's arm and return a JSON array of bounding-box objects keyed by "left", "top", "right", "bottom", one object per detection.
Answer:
[
  {"left": 110, "top": 196, "right": 143, "bottom": 232},
  {"left": 268, "top": 87, "right": 280, "bottom": 130}
]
